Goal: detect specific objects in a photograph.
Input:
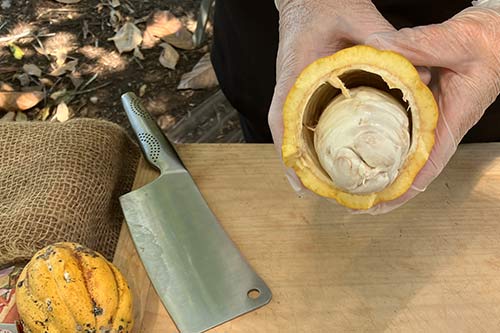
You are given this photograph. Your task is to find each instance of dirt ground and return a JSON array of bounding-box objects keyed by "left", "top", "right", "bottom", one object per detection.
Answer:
[{"left": 0, "top": 0, "right": 236, "bottom": 141}]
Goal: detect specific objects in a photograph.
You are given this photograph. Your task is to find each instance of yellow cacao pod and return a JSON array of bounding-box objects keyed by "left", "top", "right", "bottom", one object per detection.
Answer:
[
  {"left": 16, "top": 242, "right": 133, "bottom": 333},
  {"left": 282, "top": 45, "right": 438, "bottom": 210}
]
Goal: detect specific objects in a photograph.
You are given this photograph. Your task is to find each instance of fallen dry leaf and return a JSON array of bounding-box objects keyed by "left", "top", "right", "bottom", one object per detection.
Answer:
[
  {"left": 23, "top": 64, "right": 42, "bottom": 77},
  {"left": 55, "top": 102, "right": 70, "bottom": 122},
  {"left": 139, "top": 84, "right": 147, "bottom": 97},
  {"left": 15, "top": 112, "right": 28, "bottom": 122},
  {"left": 0, "top": 91, "right": 44, "bottom": 112},
  {"left": 54, "top": 0, "right": 81, "bottom": 3},
  {"left": 186, "top": 18, "right": 197, "bottom": 33},
  {"left": 141, "top": 30, "right": 160, "bottom": 50},
  {"left": 14, "top": 73, "right": 30, "bottom": 86},
  {"left": 145, "top": 11, "right": 183, "bottom": 37},
  {"left": 157, "top": 113, "right": 175, "bottom": 130},
  {"left": 21, "top": 86, "right": 43, "bottom": 93},
  {"left": 68, "top": 71, "right": 83, "bottom": 89},
  {"left": 49, "top": 59, "right": 78, "bottom": 77},
  {"left": 54, "top": 51, "right": 68, "bottom": 66},
  {"left": 177, "top": 53, "right": 218, "bottom": 90},
  {"left": 162, "top": 29, "right": 194, "bottom": 50},
  {"left": 1, "top": 0, "right": 12, "bottom": 10},
  {"left": 39, "top": 78, "right": 54, "bottom": 88},
  {"left": 38, "top": 106, "right": 51, "bottom": 121},
  {"left": 50, "top": 89, "right": 67, "bottom": 101},
  {"left": 96, "top": 2, "right": 105, "bottom": 14},
  {"left": 142, "top": 10, "right": 194, "bottom": 50},
  {"left": 110, "top": 0, "right": 120, "bottom": 8},
  {"left": 0, "top": 82, "right": 14, "bottom": 92},
  {"left": 133, "top": 47, "right": 144, "bottom": 60},
  {"left": 0, "top": 112, "right": 16, "bottom": 122},
  {"left": 109, "top": 9, "right": 123, "bottom": 31},
  {"left": 108, "top": 22, "right": 142, "bottom": 54},
  {"left": 8, "top": 43, "right": 24, "bottom": 60},
  {"left": 159, "top": 43, "right": 179, "bottom": 70}
]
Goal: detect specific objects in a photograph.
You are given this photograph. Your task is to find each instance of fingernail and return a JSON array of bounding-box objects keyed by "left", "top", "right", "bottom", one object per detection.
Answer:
[{"left": 410, "top": 183, "right": 427, "bottom": 192}]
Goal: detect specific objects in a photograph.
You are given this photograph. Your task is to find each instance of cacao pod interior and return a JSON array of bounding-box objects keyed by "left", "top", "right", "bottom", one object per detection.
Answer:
[
  {"left": 282, "top": 45, "right": 438, "bottom": 210},
  {"left": 301, "top": 69, "right": 412, "bottom": 182}
]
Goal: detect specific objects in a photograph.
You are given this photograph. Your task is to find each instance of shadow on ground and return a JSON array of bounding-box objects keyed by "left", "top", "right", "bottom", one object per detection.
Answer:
[{"left": 0, "top": 0, "right": 242, "bottom": 143}]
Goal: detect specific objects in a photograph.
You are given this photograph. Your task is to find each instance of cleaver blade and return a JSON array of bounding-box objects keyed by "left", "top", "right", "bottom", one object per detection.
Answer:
[
  {"left": 119, "top": 92, "right": 271, "bottom": 333},
  {"left": 0, "top": 323, "right": 19, "bottom": 333}
]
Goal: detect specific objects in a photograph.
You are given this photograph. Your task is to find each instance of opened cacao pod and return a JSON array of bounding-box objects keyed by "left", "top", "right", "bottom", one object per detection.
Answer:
[
  {"left": 16, "top": 242, "right": 133, "bottom": 333},
  {"left": 282, "top": 45, "right": 438, "bottom": 210}
]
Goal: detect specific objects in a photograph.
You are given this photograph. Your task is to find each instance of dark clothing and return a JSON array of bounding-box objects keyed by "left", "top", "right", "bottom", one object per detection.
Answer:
[
  {"left": 211, "top": 0, "right": 278, "bottom": 142},
  {"left": 211, "top": 0, "right": 500, "bottom": 143}
]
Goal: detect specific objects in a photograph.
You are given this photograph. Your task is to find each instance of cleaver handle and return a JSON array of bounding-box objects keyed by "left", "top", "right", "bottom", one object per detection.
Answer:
[{"left": 121, "top": 92, "right": 185, "bottom": 174}]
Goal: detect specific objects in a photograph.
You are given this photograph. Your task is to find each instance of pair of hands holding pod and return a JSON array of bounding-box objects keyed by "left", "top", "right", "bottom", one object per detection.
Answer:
[{"left": 269, "top": 0, "right": 500, "bottom": 214}]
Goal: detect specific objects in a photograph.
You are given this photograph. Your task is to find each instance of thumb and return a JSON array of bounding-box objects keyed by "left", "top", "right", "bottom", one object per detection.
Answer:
[{"left": 365, "top": 23, "right": 468, "bottom": 69}]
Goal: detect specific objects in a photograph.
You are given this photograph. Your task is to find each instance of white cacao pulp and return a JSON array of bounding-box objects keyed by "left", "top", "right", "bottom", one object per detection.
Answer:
[{"left": 314, "top": 86, "right": 410, "bottom": 194}]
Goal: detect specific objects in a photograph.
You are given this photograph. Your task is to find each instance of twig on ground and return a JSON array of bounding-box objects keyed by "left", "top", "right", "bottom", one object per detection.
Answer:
[
  {"left": 123, "top": 0, "right": 135, "bottom": 13},
  {"left": 0, "top": 30, "right": 31, "bottom": 43},
  {"left": 36, "top": 8, "right": 82, "bottom": 19},
  {"left": 0, "top": 67, "right": 17, "bottom": 74},
  {"left": 47, "top": 77, "right": 64, "bottom": 95},
  {"left": 0, "top": 29, "right": 54, "bottom": 44},
  {"left": 0, "top": 21, "right": 8, "bottom": 33},
  {"left": 71, "top": 82, "right": 112, "bottom": 95},
  {"left": 133, "top": 57, "right": 144, "bottom": 69},
  {"left": 78, "top": 73, "right": 98, "bottom": 92},
  {"left": 75, "top": 101, "right": 88, "bottom": 114},
  {"left": 134, "top": 15, "right": 149, "bottom": 25},
  {"left": 32, "top": 35, "right": 51, "bottom": 61},
  {"left": 36, "top": 32, "right": 56, "bottom": 38},
  {"left": 82, "top": 20, "right": 91, "bottom": 39}
]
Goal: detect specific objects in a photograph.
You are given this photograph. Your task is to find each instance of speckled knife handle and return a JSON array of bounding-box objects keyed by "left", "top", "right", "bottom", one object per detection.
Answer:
[{"left": 121, "top": 92, "right": 184, "bottom": 174}]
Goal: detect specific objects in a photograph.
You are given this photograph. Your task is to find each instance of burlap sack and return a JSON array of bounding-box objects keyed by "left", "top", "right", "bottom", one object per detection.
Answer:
[{"left": 0, "top": 119, "right": 140, "bottom": 267}]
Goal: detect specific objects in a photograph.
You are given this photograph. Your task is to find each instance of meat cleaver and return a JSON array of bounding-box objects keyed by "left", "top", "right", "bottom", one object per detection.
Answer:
[
  {"left": 119, "top": 92, "right": 272, "bottom": 333},
  {"left": 0, "top": 323, "right": 20, "bottom": 333}
]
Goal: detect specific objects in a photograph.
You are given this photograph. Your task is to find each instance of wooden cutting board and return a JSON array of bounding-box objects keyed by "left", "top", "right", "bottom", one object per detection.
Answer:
[{"left": 114, "top": 143, "right": 500, "bottom": 332}]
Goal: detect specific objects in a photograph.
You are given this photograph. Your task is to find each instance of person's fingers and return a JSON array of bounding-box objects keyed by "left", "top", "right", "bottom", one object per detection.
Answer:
[
  {"left": 348, "top": 181, "right": 426, "bottom": 215},
  {"left": 368, "top": 121, "right": 457, "bottom": 215},
  {"left": 285, "top": 167, "right": 310, "bottom": 197},
  {"left": 416, "top": 66, "right": 432, "bottom": 85},
  {"left": 358, "top": 133, "right": 452, "bottom": 215},
  {"left": 365, "top": 23, "right": 470, "bottom": 68},
  {"left": 268, "top": 101, "right": 284, "bottom": 150},
  {"left": 337, "top": 4, "right": 395, "bottom": 42},
  {"left": 271, "top": 1, "right": 397, "bottom": 145},
  {"left": 269, "top": 27, "right": 322, "bottom": 147},
  {"left": 365, "top": 78, "right": 462, "bottom": 213},
  {"left": 270, "top": 2, "right": 401, "bottom": 199}
]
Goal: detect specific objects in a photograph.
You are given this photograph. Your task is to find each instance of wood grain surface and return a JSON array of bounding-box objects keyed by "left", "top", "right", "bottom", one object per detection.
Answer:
[{"left": 114, "top": 143, "right": 500, "bottom": 332}]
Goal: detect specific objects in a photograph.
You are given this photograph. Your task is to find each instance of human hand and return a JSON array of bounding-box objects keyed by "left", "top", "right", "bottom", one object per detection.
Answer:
[
  {"left": 268, "top": 0, "right": 395, "bottom": 193},
  {"left": 363, "top": 3, "right": 500, "bottom": 214}
]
